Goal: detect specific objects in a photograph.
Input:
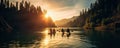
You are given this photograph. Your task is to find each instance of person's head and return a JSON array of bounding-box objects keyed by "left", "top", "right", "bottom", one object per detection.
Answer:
[
  {"left": 50, "top": 28, "right": 52, "bottom": 30},
  {"left": 67, "top": 28, "right": 69, "bottom": 29}
]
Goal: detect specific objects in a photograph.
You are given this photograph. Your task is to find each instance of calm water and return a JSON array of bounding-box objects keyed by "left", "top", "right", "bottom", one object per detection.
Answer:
[{"left": 1, "top": 27, "right": 119, "bottom": 48}]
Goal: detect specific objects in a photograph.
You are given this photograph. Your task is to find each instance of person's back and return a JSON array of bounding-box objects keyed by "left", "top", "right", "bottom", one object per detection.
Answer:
[
  {"left": 50, "top": 28, "right": 52, "bottom": 33},
  {"left": 61, "top": 28, "right": 65, "bottom": 37},
  {"left": 53, "top": 29, "right": 56, "bottom": 36},
  {"left": 61, "top": 28, "right": 64, "bottom": 33},
  {"left": 66, "top": 28, "right": 71, "bottom": 38},
  {"left": 49, "top": 28, "right": 53, "bottom": 38},
  {"left": 67, "top": 28, "right": 70, "bottom": 33}
]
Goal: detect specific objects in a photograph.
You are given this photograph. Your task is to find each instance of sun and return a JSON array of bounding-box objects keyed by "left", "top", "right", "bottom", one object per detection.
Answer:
[
  {"left": 45, "top": 11, "right": 53, "bottom": 18},
  {"left": 45, "top": 14, "right": 49, "bottom": 18},
  {"left": 44, "top": 11, "right": 55, "bottom": 22}
]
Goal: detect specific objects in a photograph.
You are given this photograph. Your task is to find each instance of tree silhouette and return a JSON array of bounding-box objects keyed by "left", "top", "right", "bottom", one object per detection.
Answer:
[
  {"left": 69, "top": 0, "right": 120, "bottom": 28},
  {"left": 0, "top": 0, "right": 56, "bottom": 33}
]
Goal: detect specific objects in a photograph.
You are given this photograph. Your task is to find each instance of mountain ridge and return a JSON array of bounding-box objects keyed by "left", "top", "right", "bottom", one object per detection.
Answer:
[{"left": 55, "top": 16, "right": 78, "bottom": 27}]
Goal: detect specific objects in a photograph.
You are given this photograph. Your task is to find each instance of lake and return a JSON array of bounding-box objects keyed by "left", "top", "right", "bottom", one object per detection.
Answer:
[{"left": 0, "top": 27, "right": 120, "bottom": 48}]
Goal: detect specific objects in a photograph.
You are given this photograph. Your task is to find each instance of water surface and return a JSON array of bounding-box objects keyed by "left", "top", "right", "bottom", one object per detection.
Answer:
[{"left": 1, "top": 27, "right": 96, "bottom": 48}]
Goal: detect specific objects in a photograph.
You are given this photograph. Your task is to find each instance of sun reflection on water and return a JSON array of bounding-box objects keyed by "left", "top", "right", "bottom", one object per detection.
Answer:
[
  {"left": 44, "top": 37, "right": 49, "bottom": 45},
  {"left": 44, "top": 29, "right": 49, "bottom": 35},
  {"left": 43, "top": 29, "right": 50, "bottom": 46}
]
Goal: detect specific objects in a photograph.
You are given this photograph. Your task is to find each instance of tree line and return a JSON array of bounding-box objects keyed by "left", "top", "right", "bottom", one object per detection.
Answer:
[
  {"left": 0, "top": 0, "right": 56, "bottom": 32},
  {"left": 67, "top": 0, "right": 120, "bottom": 30}
]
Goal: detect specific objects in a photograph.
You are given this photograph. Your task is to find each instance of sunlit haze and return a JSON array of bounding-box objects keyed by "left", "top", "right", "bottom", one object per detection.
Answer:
[{"left": 10, "top": 0, "right": 96, "bottom": 21}]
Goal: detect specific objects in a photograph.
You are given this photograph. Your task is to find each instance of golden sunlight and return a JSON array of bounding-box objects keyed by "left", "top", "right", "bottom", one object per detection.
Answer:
[
  {"left": 43, "top": 29, "right": 49, "bottom": 45},
  {"left": 43, "top": 29, "right": 50, "bottom": 45},
  {"left": 44, "top": 37, "right": 49, "bottom": 45},
  {"left": 44, "top": 29, "right": 49, "bottom": 34},
  {"left": 45, "top": 14, "right": 49, "bottom": 18},
  {"left": 45, "top": 11, "right": 55, "bottom": 22},
  {"left": 45, "top": 11, "right": 52, "bottom": 18}
]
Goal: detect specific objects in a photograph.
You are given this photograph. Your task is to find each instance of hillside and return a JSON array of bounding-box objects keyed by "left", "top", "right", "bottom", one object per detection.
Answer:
[
  {"left": 55, "top": 16, "right": 78, "bottom": 27},
  {"left": 65, "top": 0, "right": 120, "bottom": 30}
]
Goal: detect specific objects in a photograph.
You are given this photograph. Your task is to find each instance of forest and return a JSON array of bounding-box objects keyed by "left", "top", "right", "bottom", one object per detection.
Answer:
[
  {"left": 66, "top": 0, "right": 120, "bottom": 30},
  {"left": 0, "top": 0, "right": 56, "bottom": 33}
]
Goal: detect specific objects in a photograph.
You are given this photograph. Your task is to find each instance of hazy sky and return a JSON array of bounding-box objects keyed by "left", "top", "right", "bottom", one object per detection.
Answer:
[{"left": 10, "top": 0, "right": 96, "bottom": 21}]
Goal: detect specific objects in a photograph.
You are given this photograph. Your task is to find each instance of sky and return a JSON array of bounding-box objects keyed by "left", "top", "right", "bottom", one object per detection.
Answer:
[{"left": 10, "top": 0, "right": 96, "bottom": 21}]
